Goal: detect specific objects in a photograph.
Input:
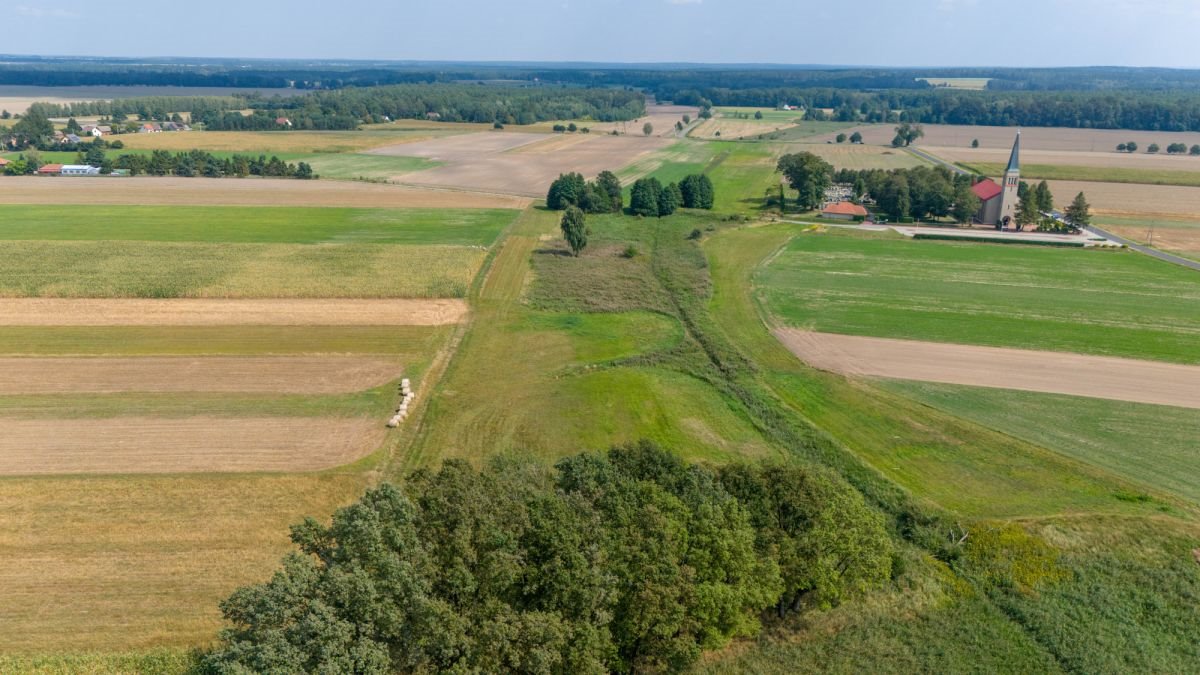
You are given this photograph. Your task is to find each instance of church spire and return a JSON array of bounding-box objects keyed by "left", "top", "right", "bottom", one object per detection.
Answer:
[{"left": 1006, "top": 131, "right": 1021, "bottom": 173}]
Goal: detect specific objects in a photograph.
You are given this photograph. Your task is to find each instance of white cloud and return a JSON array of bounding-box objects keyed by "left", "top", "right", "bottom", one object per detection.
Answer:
[{"left": 15, "top": 5, "right": 80, "bottom": 19}]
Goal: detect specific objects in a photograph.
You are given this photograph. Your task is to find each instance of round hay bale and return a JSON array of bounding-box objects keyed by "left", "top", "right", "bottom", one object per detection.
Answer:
[{"left": 386, "top": 419, "right": 399, "bottom": 428}]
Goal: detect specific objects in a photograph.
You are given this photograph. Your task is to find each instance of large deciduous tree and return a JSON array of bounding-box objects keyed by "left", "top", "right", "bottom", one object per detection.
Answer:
[
  {"left": 629, "top": 177, "right": 663, "bottom": 217},
  {"left": 777, "top": 152, "right": 833, "bottom": 211},
  {"left": 561, "top": 206, "right": 589, "bottom": 256}
]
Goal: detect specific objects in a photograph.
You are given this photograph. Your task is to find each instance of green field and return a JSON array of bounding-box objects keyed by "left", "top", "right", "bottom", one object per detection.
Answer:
[
  {"left": 301, "top": 153, "right": 438, "bottom": 180},
  {"left": 969, "top": 161, "right": 1200, "bottom": 188},
  {"left": 0, "top": 205, "right": 515, "bottom": 245},
  {"left": 880, "top": 381, "right": 1200, "bottom": 504},
  {"left": 714, "top": 106, "right": 805, "bottom": 123},
  {"left": 619, "top": 140, "right": 782, "bottom": 214},
  {"left": 757, "top": 229, "right": 1200, "bottom": 364}
]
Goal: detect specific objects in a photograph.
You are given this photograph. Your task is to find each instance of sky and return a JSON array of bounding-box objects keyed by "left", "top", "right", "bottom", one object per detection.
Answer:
[{"left": 4, "top": 0, "right": 1199, "bottom": 68}]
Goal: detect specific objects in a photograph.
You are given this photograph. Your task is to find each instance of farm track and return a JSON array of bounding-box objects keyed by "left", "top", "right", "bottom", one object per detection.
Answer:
[
  {"left": 0, "top": 176, "right": 531, "bottom": 209},
  {"left": 0, "top": 356, "right": 402, "bottom": 395},
  {"left": 775, "top": 329, "right": 1200, "bottom": 409},
  {"left": 0, "top": 298, "right": 468, "bottom": 326},
  {"left": 0, "top": 417, "right": 384, "bottom": 475}
]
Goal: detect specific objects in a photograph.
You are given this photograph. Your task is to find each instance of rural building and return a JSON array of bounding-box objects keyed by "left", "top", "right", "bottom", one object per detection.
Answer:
[
  {"left": 82, "top": 125, "right": 110, "bottom": 137},
  {"left": 65, "top": 133, "right": 82, "bottom": 144},
  {"left": 139, "top": 123, "right": 163, "bottom": 133},
  {"left": 37, "top": 163, "right": 64, "bottom": 175},
  {"left": 275, "top": 117, "right": 292, "bottom": 127},
  {"left": 0, "top": 157, "right": 8, "bottom": 168},
  {"left": 974, "top": 132, "right": 1021, "bottom": 226},
  {"left": 822, "top": 201, "right": 869, "bottom": 220},
  {"left": 60, "top": 165, "right": 101, "bottom": 176}
]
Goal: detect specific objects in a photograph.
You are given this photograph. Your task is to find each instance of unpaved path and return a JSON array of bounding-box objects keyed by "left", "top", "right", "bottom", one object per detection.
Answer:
[
  {"left": 0, "top": 356, "right": 401, "bottom": 394},
  {"left": 0, "top": 298, "right": 468, "bottom": 326},
  {"left": 0, "top": 417, "right": 383, "bottom": 475},
  {"left": 775, "top": 329, "right": 1200, "bottom": 409},
  {"left": 0, "top": 176, "right": 531, "bottom": 209}
]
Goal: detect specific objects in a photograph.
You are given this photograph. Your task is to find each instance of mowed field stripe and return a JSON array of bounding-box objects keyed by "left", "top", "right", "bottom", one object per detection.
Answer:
[
  {"left": 0, "top": 356, "right": 401, "bottom": 394},
  {"left": 0, "top": 298, "right": 468, "bottom": 326},
  {"left": 0, "top": 417, "right": 385, "bottom": 475},
  {"left": 774, "top": 328, "right": 1200, "bottom": 409}
]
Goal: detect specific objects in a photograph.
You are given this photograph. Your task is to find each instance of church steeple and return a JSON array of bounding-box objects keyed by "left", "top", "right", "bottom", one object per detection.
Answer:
[{"left": 998, "top": 131, "right": 1021, "bottom": 227}]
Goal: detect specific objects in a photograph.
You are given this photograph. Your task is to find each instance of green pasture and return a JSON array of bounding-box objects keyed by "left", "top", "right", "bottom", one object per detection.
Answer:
[
  {"left": 301, "top": 153, "right": 438, "bottom": 180},
  {"left": 881, "top": 381, "right": 1200, "bottom": 505},
  {"left": 757, "top": 229, "right": 1200, "bottom": 364},
  {"left": 0, "top": 205, "right": 516, "bottom": 245},
  {"left": 0, "top": 241, "right": 486, "bottom": 298},
  {"left": 619, "top": 140, "right": 782, "bottom": 214},
  {"left": 715, "top": 106, "right": 805, "bottom": 123},
  {"left": 968, "top": 161, "right": 1200, "bottom": 188}
]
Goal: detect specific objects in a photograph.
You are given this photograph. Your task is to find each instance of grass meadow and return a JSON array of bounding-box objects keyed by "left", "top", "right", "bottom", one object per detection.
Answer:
[{"left": 757, "top": 229, "right": 1200, "bottom": 364}]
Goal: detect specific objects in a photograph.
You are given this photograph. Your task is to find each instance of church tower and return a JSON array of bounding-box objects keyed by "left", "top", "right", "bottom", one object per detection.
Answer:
[{"left": 998, "top": 131, "right": 1020, "bottom": 226}]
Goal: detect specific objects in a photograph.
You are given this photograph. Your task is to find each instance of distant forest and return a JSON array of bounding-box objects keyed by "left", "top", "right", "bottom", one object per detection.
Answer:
[{"left": 9, "top": 59, "right": 1200, "bottom": 132}]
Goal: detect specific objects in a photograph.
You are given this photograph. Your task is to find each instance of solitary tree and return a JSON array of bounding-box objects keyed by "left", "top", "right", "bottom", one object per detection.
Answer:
[
  {"left": 850, "top": 131, "right": 863, "bottom": 144},
  {"left": 893, "top": 122, "right": 924, "bottom": 147},
  {"left": 1064, "top": 192, "right": 1091, "bottom": 228},
  {"left": 1148, "top": 143, "right": 1160, "bottom": 154},
  {"left": 682, "top": 114, "right": 691, "bottom": 124},
  {"left": 1191, "top": 144, "right": 1200, "bottom": 156},
  {"left": 560, "top": 206, "right": 589, "bottom": 256},
  {"left": 754, "top": 110, "right": 764, "bottom": 120},
  {"left": 642, "top": 122, "right": 654, "bottom": 137},
  {"left": 971, "top": 139, "right": 980, "bottom": 148},
  {"left": 836, "top": 133, "right": 847, "bottom": 143}
]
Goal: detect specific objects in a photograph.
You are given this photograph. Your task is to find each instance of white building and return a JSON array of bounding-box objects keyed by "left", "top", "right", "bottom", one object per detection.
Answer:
[{"left": 61, "top": 165, "right": 101, "bottom": 176}]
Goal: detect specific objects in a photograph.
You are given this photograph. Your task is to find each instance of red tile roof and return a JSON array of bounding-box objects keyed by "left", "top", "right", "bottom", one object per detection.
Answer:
[
  {"left": 37, "top": 163, "right": 64, "bottom": 174},
  {"left": 822, "top": 201, "right": 869, "bottom": 217},
  {"left": 971, "top": 179, "right": 1002, "bottom": 201}
]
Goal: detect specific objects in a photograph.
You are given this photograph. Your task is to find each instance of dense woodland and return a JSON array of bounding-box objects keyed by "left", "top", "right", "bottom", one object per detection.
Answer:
[{"left": 199, "top": 444, "right": 892, "bottom": 674}]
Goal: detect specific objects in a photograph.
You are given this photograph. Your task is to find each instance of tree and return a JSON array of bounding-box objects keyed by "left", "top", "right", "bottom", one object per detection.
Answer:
[
  {"left": 682, "top": 114, "right": 691, "bottom": 124},
  {"left": 12, "top": 110, "right": 53, "bottom": 147},
  {"left": 1034, "top": 180, "right": 1054, "bottom": 213},
  {"left": 776, "top": 152, "right": 833, "bottom": 211},
  {"left": 952, "top": 183, "right": 981, "bottom": 224},
  {"left": 893, "top": 122, "right": 924, "bottom": 147},
  {"left": 567, "top": 122, "right": 578, "bottom": 133},
  {"left": 1064, "top": 192, "right": 1091, "bottom": 228},
  {"left": 594, "top": 170, "right": 623, "bottom": 213},
  {"left": 83, "top": 143, "right": 105, "bottom": 168},
  {"left": 1192, "top": 144, "right": 1200, "bottom": 156},
  {"left": 891, "top": 133, "right": 906, "bottom": 148},
  {"left": 850, "top": 131, "right": 863, "bottom": 144},
  {"left": 546, "top": 172, "right": 586, "bottom": 210},
  {"left": 754, "top": 110, "right": 764, "bottom": 120},
  {"left": 1116, "top": 143, "right": 1127, "bottom": 152},
  {"left": 1148, "top": 143, "right": 1160, "bottom": 154},
  {"left": 972, "top": 139, "right": 980, "bottom": 148},
  {"left": 629, "top": 178, "right": 663, "bottom": 217},
  {"left": 65, "top": 117, "right": 82, "bottom": 134},
  {"left": 1125, "top": 141, "right": 1138, "bottom": 153},
  {"left": 836, "top": 133, "right": 847, "bottom": 143},
  {"left": 658, "top": 182, "right": 682, "bottom": 217},
  {"left": 1015, "top": 192, "right": 1039, "bottom": 231},
  {"left": 642, "top": 122, "right": 653, "bottom": 136},
  {"left": 1167, "top": 143, "right": 1187, "bottom": 154},
  {"left": 560, "top": 206, "right": 589, "bottom": 256}
]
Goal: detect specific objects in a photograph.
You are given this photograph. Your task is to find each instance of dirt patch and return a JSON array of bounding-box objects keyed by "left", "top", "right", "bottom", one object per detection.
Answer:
[
  {"left": 0, "top": 356, "right": 401, "bottom": 394},
  {"left": 372, "top": 132, "right": 672, "bottom": 196},
  {"left": 0, "top": 298, "right": 468, "bottom": 326},
  {"left": 821, "top": 124, "right": 1200, "bottom": 152},
  {"left": 775, "top": 328, "right": 1200, "bottom": 409},
  {"left": 0, "top": 176, "right": 531, "bottom": 209},
  {"left": 0, "top": 416, "right": 384, "bottom": 475}
]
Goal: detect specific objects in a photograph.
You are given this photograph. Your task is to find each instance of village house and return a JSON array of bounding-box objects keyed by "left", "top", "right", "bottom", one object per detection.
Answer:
[
  {"left": 81, "top": 124, "right": 110, "bottom": 137},
  {"left": 275, "top": 117, "right": 292, "bottom": 127},
  {"left": 37, "top": 163, "right": 64, "bottom": 175},
  {"left": 138, "top": 123, "right": 163, "bottom": 133},
  {"left": 821, "top": 201, "right": 870, "bottom": 220}
]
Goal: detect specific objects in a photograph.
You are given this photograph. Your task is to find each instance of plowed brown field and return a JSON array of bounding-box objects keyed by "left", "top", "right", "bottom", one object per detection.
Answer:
[{"left": 0, "top": 298, "right": 468, "bottom": 326}]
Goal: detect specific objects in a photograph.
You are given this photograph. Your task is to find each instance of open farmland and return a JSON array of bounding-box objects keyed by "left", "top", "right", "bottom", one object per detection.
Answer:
[
  {"left": 373, "top": 131, "right": 672, "bottom": 196},
  {"left": 928, "top": 144, "right": 1200, "bottom": 173},
  {"left": 0, "top": 298, "right": 467, "bottom": 326},
  {"left": 757, "top": 229, "right": 1200, "bottom": 364},
  {"left": 1045, "top": 179, "right": 1200, "bottom": 219},
  {"left": 822, "top": 123, "right": 1200, "bottom": 152},
  {"left": 0, "top": 176, "right": 532, "bottom": 208},
  {"left": 803, "top": 143, "right": 928, "bottom": 170},
  {"left": 522, "top": 103, "right": 700, "bottom": 137},
  {"left": 111, "top": 123, "right": 477, "bottom": 153},
  {"left": 0, "top": 84, "right": 305, "bottom": 114},
  {"left": 1095, "top": 215, "right": 1200, "bottom": 259}
]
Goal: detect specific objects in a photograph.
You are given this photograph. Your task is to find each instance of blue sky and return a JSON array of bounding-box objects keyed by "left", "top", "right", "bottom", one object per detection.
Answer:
[{"left": 5, "top": 0, "right": 1198, "bottom": 67}]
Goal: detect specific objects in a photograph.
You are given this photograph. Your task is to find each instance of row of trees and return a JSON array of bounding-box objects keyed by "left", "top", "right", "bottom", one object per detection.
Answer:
[
  {"left": 201, "top": 84, "right": 647, "bottom": 130},
  {"left": 114, "top": 150, "right": 314, "bottom": 178},
  {"left": 200, "top": 443, "right": 892, "bottom": 674},
  {"left": 546, "top": 171, "right": 624, "bottom": 213},
  {"left": 1117, "top": 141, "right": 1200, "bottom": 154}
]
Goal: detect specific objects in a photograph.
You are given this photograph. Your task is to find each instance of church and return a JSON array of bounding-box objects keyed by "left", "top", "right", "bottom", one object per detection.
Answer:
[{"left": 971, "top": 132, "right": 1021, "bottom": 227}]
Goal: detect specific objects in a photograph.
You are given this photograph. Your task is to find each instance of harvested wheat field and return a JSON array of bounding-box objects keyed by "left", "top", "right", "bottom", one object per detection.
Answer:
[
  {"left": 690, "top": 117, "right": 799, "bottom": 140},
  {"left": 1045, "top": 180, "right": 1200, "bottom": 219},
  {"left": 0, "top": 417, "right": 385, "bottom": 475},
  {"left": 113, "top": 126, "right": 471, "bottom": 154},
  {"left": 374, "top": 131, "right": 672, "bottom": 195},
  {"left": 0, "top": 177, "right": 530, "bottom": 209},
  {"left": 0, "top": 356, "right": 401, "bottom": 394},
  {"left": 776, "top": 329, "right": 1200, "bottom": 409},
  {"left": 803, "top": 144, "right": 928, "bottom": 170},
  {"left": 0, "top": 298, "right": 468, "bottom": 326},
  {"left": 821, "top": 124, "right": 1200, "bottom": 152}
]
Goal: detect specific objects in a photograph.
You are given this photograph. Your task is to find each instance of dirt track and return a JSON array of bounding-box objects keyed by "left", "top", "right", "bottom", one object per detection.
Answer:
[
  {"left": 0, "top": 176, "right": 530, "bottom": 209},
  {"left": 0, "top": 417, "right": 383, "bottom": 475},
  {"left": 0, "top": 356, "right": 401, "bottom": 394},
  {"left": 775, "top": 329, "right": 1200, "bottom": 409},
  {"left": 0, "top": 298, "right": 468, "bottom": 326}
]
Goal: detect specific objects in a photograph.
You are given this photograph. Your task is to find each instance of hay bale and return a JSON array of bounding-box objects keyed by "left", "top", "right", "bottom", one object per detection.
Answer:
[
  {"left": 401, "top": 378, "right": 411, "bottom": 388},
  {"left": 386, "top": 419, "right": 399, "bottom": 428}
]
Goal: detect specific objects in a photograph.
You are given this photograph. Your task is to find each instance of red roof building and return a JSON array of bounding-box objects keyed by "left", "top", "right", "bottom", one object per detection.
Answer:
[
  {"left": 971, "top": 178, "right": 1003, "bottom": 202},
  {"left": 821, "top": 201, "right": 869, "bottom": 219},
  {"left": 37, "top": 163, "right": 64, "bottom": 175}
]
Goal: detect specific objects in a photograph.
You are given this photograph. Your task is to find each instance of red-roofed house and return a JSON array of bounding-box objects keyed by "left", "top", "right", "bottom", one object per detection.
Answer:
[
  {"left": 821, "top": 201, "right": 869, "bottom": 220},
  {"left": 37, "top": 163, "right": 64, "bottom": 175},
  {"left": 276, "top": 117, "right": 292, "bottom": 127}
]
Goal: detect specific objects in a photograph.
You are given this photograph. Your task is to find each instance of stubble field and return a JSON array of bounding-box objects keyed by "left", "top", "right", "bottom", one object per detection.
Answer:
[{"left": 824, "top": 123, "right": 1200, "bottom": 151}]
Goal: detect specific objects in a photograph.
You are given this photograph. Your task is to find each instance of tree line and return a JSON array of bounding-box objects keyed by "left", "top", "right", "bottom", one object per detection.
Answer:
[
  {"left": 198, "top": 443, "right": 892, "bottom": 674},
  {"left": 200, "top": 84, "right": 647, "bottom": 130},
  {"left": 3, "top": 145, "right": 313, "bottom": 180}
]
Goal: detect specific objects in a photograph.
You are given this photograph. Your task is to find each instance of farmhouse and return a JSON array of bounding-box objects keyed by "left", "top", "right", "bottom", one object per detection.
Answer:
[
  {"left": 82, "top": 124, "right": 111, "bottom": 137},
  {"left": 139, "top": 123, "right": 163, "bottom": 133},
  {"left": 822, "top": 201, "right": 869, "bottom": 220},
  {"left": 974, "top": 132, "right": 1021, "bottom": 226},
  {"left": 276, "top": 117, "right": 292, "bottom": 127},
  {"left": 61, "top": 164, "right": 101, "bottom": 176}
]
